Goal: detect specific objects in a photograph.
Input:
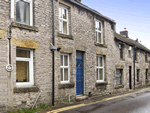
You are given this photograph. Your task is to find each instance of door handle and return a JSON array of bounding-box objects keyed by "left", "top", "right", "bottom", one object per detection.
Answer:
[{"left": 77, "top": 81, "right": 80, "bottom": 82}]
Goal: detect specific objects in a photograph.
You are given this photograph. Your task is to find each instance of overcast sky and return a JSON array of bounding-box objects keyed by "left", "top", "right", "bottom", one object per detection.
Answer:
[{"left": 82, "top": 0, "right": 150, "bottom": 49}]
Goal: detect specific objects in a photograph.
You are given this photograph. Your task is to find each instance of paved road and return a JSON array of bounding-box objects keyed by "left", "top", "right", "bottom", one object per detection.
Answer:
[{"left": 60, "top": 90, "right": 150, "bottom": 113}]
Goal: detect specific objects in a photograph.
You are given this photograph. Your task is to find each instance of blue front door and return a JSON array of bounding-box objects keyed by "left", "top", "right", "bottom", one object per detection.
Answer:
[{"left": 76, "top": 51, "right": 84, "bottom": 95}]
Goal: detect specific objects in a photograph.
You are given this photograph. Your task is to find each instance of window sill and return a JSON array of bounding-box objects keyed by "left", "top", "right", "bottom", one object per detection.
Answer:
[
  {"left": 57, "top": 32, "right": 74, "bottom": 40},
  {"left": 95, "top": 43, "right": 107, "bottom": 48},
  {"left": 14, "top": 86, "right": 39, "bottom": 93},
  {"left": 137, "top": 82, "right": 141, "bottom": 85},
  {"left": 145, "top": 79, "right": 149, "bottom": 82},
  {"left": 95, "top": 81, "right": 108, "bottom": 86},
  {"left": 12, "top": 22, "right": 39, "bottom": 32},
  {"left": 58, "top": 82, "right": 75, "bottom": 89},
  {"left": 115, "top": 85, "right": 124, "bottom": 89}
]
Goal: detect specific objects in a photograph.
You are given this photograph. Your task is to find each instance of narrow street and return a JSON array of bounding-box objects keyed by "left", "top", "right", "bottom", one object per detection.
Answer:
[{"left": 59, "top": 90, "right": 150, "bottom": 113}]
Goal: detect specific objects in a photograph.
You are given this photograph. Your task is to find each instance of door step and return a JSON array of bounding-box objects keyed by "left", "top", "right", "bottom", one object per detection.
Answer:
[{"left": 76, "top": 96, "right": 88, "bottom": 101}]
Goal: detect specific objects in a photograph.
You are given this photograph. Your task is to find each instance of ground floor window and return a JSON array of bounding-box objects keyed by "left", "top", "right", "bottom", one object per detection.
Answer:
[
  {"left": 116, "top": 69, "right": 123, "bottom": 85},
  {"left": 60, "top": 54, "right": 69, "bottom": 83},
  {"left": 96, "top": 56, "right": 104, "bottom": 82},
  {"left": 137, "top": 69, "right": 140, "bottom": 82},
  {"left": 16, "top": 48, "right": 34, "bottom": 86},
  {"left": 146, "top": 69, "right": 148, "bottom": 80}
]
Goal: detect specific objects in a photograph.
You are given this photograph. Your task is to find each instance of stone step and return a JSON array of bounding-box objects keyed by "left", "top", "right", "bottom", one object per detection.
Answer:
[{"left": 76, "top": 96, "right": 88, "bottom": 101}]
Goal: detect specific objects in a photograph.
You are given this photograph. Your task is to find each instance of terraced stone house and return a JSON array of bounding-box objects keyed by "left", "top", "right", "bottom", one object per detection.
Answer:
[{"left": 0, "top": 0, "right": 150, "bottom": 112}]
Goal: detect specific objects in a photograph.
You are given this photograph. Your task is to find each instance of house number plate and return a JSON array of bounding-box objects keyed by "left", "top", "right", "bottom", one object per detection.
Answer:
[{"left": 6, "top": 64, "right": 13, "bottom": 72}]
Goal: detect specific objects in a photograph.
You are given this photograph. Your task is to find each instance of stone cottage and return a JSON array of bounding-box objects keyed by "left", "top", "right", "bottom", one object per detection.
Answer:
[{"left": 0, "top": 0, "right": 150, "bottom": 112}]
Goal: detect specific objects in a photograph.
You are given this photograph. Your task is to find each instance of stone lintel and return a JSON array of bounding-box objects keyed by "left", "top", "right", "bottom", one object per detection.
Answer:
[
  {"left": 0, "top": 30, "right": 5, "bottom": 38},
  {"left": 95, "top": 49, "right": 107, "bottom": 55},
  {"left": 115, "top": 65, "right": 124, "bottom": 69},
  {"left": 12, "top": 37, "right": 39, "bottom": 49},
  {"left": 58, "top": 45, "right": 73, "bottom": 53}
]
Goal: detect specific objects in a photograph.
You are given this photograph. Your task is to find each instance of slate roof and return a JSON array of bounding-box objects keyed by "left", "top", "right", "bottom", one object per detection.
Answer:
[
  {"left": 114, "top": 32, "right": 150, "bottom": 53},
  {"left": 68, "top": 0, "right": 116, "bottom": 23}
]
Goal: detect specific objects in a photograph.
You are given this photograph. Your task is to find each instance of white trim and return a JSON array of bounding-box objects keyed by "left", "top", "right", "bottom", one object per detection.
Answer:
[
  {"left": 59, "top": 6, "right": 69, "bottom": 35},
  {"left": 96, "top": 20, "right": 103, "bottom": 44},
  {"left": 16, "top": 49, "right": 34, "bottom": 86},
  {"left": 60, "top": 54, "right": 70, "bottom": 83},
  {"left": 11, "top": 0, "right": 14, "bottom": 19},
  {"left": 96, "top": 56, "right": 105, "bottom": 82},
  {"left": 15, "top": 0, "right": 33, "bottom": 26}
]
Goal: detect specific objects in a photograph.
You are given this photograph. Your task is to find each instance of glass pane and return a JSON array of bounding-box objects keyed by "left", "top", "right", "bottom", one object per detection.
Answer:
[
  {"left": 16, "top": 1, "right": 30, "bottom": 25},
  {"left": 63, "top": 21, "right": 67, "bottom": 34},
  {"left": 98, "top": 32, "right": 102, "bottom": 43},
  {"left": 62, "top": 8, "right": 67, "bottom": 19},
  {"left": 59, "top": 7, "right": 62, "bottom": 18},
  {"left": 64, "top": 55, "right": 68, "bottom": 66},
  {"left": 97, "top": 69, "right": 99, "bottom": 80},
  {"left": 59, "top": 20, "right": 62, "bottom": 32},
  {"left": 16, "top": 61, "right": 29, "bottom": 82},
  {"left": 61, "top": 55, "right": 63, "bottom": 66},
  {"left": 76, "top": 51, "right": 82, "bottom": 59},
  {"left": 61, "top": 68, "right": 63, "bottom": 81},
  {"left": 100, "top": 57, "right": 103, "bottom": 67},
  {"left": 64, "top": 68, "right": 68, "bottom": 81},
  {"left": 100, "top": 69, "right": 103, "bottom": 80},
  {"left": 16, "top": 49, "right": 30, "bottom": 58},
  {"left": 98, "top": 22, "right": 101, "bottom": 31},
  {"left": 97, "top": 56, "right": 98, "bottom": 66},
  {"left": 96, "top": 32, "right": 98, "bottom": 42}
]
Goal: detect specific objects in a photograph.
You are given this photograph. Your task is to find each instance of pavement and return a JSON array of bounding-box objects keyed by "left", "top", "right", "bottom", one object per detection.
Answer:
[{"left": 38, "top": 87, "right": 150, "bottom": 113}]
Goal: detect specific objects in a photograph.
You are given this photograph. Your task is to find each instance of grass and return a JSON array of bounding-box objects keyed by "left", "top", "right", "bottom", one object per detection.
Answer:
[{"left": 8, "top": 104, "right": 50, "bottom": 113}]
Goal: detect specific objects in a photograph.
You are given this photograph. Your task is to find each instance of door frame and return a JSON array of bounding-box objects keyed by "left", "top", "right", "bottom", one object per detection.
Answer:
[{"left": 76, "top": 50, "right": 85, "bottom": 95}]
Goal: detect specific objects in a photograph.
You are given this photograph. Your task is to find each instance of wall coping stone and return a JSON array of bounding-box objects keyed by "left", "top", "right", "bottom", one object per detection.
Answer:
[
  {"left": 58, "top": 82, "right": 75, "bottom": 89},
  {"left": 12, "top": 22, "right": 39, "bottom": 32},
  {"left": 14, "top": 86, "right": 39, "bottom": 93},
  {"left": 95, "top": 81, "right": 108, "bottom": 86},
  {"left": 95, "top": 42, "right": 107, "bottom": 48},
  {"left": 114, "top": 85, "right": 124, "bottom": 89},
  {"left": 57, "top": 32, "right": 74, "bottom": 40}
]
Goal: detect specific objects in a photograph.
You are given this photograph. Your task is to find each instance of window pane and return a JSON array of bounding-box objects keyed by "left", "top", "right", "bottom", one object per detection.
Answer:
[
  {"left": 16, "top": 1, "right": 30, "bottom": 25},
  {"left": 59, "top": 20, "right": 63, "bottom": 32},
  {"left": 63, "top": 21, "right": 67, "bottom": 34},
  {"left": 62, "top": 8, "right": 67, "bottom": 19},
  {"left": 59, "top": 7, "right": 62, "bottom": 18},
  {"left": 16, "top": 49, "right": 30, "bottom": 58},
  {"left": 116, "top": 69, "right": 122, "bottom": 85},
  {"left": 64, "top": 55, "right": 68, "bottom": 66},
  {"left": 100, "top": 57, "right": 103, "bottom": 67},
  {"left": 97, "top": 69, "right": 99, "bottom": 80},
  {"left": 16, "top": 61, "right": 29, "bottom": 82},
  {"left": 61, "top": 55, "right": 63, "bottom": 66},
  {"left": 61, "top": 68, "right": 63, "bottom": 81},
  {"left": 64, "top": 68, "right": 68, "bottom": 81},
  {"left": 98, "top": 22, "right": 101, "bottom": 31},
  {"left": 76, "top": 51, "right": 82, "bottom": 59},
  {"left": 98, "top": 32, "right": 102, "bottom": 43},
  {"left": 97, "top": 56, "right": 98, "bottom": 66},
  {"left": 100, "top": 69, "right": 103, "bottom": 80}
]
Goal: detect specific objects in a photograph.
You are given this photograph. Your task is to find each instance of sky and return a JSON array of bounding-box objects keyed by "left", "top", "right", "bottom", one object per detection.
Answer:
[{"left": 82, "top": 0, "right": 150, "bottom": 49}]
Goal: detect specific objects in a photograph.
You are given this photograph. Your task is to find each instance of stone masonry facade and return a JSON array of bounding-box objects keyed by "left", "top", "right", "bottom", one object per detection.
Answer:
[{"left": 0, "top": 0, "right": 150, "bottom": 112}]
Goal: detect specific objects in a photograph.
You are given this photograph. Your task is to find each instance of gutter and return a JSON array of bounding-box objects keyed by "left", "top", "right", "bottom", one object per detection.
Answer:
[{"left": 69, "top": 0, "right": 116, "bottom": 24}]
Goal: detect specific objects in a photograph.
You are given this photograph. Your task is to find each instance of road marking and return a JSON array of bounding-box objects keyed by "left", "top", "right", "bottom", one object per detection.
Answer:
[{"left": 47, "top": 88, "right": 150, "bottom": 113}]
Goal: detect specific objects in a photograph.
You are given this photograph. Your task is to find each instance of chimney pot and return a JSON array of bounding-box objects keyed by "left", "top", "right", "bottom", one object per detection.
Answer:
[{"left": 120, "top": 28, "right": 128, "bottom": 38}]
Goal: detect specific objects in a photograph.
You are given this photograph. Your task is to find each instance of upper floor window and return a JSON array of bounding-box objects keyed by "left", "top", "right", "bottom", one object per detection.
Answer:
[
  {"left": 96, "top": 20, "right": 103, "bottom": 44},
  {"left": 16, "top": 0, "right": 33, "bottom": 26},
  {"left": 16, "top": 49, "right": 34, "bottom": 86},
  {"left": 146, "top": 69, "right": 148, "bottom": 80},
  {"left": 137, "top": 69, "right": 140, "bottom": 82},
  {"left": 145, "top": 53, "right": 148, "bottom": 62},
  {"left": 59, "top": 5, "right": 69, "bottom": 35},
  {"left": 60, "top": 54, "right": 70, "bottom": 83},
  {"left": 119, "top": 44, "right": 123, "bottom": 59},
  {"left": 97, "top": 56, "right": 105, "bottom": 82}
]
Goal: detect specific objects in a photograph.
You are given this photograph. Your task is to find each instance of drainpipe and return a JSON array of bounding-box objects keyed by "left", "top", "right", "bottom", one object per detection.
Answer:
[{"left": 52, "top": 0, "right": 55, "bottom": 106}]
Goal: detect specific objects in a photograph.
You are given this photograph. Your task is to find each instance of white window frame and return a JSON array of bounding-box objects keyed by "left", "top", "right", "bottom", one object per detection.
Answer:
[
  {"left": 16, "top": 49, "right": 34, "bottom": 86},
  {"left": 16, "top": 0, "right": 33, "bottom": 26},
  {"left": 60, "top": 54, "right": 70, "bottom": 83},
  {"left": 96, "top": 56, "right": 104, "bottom": 82},
  {"left": 96, "top": 20, "right": 103, "bottom": 44},
  {"left": 59, "top": 5, "right": 69, "bottom": 35}
]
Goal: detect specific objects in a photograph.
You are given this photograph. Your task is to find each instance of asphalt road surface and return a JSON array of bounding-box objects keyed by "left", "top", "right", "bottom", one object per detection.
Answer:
[{"left": 60, "top": 90, "right": 150, "bottom": 113}]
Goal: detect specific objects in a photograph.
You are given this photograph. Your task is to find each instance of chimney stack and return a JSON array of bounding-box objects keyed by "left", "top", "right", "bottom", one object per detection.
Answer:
[{"left": 120, "top": 28, "right": 128, "bottom": 38}]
